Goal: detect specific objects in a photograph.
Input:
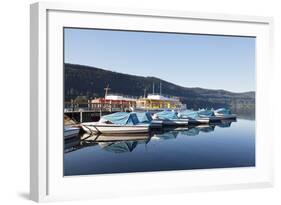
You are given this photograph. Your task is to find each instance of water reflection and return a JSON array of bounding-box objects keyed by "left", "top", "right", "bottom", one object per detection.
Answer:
[
  {"left": 64, "top": 119, "right": 235, "bottom": 154},
  {"left": 64, "top": 119, "right": 257, "bottom": 176}
]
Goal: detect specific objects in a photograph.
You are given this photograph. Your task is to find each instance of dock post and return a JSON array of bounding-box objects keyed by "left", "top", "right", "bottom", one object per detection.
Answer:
[
  {"left": 71, "top": 99, "right": 74, "bottom": 112},
  {"left": 80, "top": 111, "right": 83, "bottom": 123}
]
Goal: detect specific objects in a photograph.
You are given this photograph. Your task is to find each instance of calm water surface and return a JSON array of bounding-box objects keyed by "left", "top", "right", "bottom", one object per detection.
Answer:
[{"left": 64, "top": 119, "right": 255, "bottom": 176}]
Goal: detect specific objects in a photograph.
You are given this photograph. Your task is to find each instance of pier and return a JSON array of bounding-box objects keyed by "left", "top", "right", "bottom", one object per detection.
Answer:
[
  {"left": 64, "top": 102, "right": 130, "bottom": 122},
  {"left": 64, "top": 110, "right": 116, "bottom": 123}
]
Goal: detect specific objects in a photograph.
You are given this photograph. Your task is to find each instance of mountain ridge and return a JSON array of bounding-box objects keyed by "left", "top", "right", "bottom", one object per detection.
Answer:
[
  {"left": 64, "top": 63, "right": 255, "bottom": 114},
  {"left": 65, "top": 63, "right": 254, "bottom": 94}
]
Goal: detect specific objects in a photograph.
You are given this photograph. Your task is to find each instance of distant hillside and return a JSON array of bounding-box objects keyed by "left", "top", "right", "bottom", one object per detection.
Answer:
[{"left": 64, "top": 63, "right": 255, "bottom": 116}]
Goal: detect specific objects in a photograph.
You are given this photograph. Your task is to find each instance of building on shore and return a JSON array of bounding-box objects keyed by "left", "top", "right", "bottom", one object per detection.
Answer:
[
  {"left": 65, "top": 84, "right": 186, "bottom": 112},
  {"left": 136, "top": 94, "right": 186, "bottom": 111},
  {"left": 90, "top": 94, "right": 137, "bottom": 112}
]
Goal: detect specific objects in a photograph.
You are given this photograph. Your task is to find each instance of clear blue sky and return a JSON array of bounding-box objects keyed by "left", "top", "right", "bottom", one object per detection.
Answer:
[{"left": 64, "top": 28, "right": 255, "bottom": 93}]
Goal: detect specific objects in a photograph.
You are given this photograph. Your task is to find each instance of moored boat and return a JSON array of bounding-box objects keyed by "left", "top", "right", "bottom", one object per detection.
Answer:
[
  {"left": 153, "top": 110, "right": 188, "bottom": 126},
  {"left": 178, "top": 110, "right": 210, "bottom": 124},
  {"left": 197, "top": 109, "right": 222, "bottom": 122},
  {"left": 214, "top": 108, "right": 237, "bottom": 120},
  {"left": 64, "top": 126, "right": 80, "bottom": 140},
  {"left": 81, "top": 112, "right": 149, "bottom": 135},
  {"left": 134, "top": 111, "right": 163, "bottom": 128}
]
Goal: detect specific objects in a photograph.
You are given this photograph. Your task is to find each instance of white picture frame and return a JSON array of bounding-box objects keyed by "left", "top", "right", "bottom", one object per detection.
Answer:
[{"left": 30, "top": 2, "right": 274, "bottom": 202}]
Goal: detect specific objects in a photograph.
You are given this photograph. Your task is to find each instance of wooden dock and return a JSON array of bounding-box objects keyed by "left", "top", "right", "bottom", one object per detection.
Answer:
[
  {"left": 64, "top": 101, "right": 133, "bottom": 123},
  {"left": 64, "top": 110, "right": 117, "bottom": 123}
]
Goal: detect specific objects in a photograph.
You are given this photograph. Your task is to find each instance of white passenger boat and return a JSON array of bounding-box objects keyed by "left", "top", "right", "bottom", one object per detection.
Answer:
[
  {"left": 81, "top": 112, "right": 150, "bottom": 135},
  {"left": 64, "top": 126, "right": 80, "bottom": 140}
]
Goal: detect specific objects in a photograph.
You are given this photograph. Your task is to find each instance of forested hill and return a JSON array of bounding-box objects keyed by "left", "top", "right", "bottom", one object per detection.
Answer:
[{"left": 64, "top": 63, "right": 255, "bottom": 113}]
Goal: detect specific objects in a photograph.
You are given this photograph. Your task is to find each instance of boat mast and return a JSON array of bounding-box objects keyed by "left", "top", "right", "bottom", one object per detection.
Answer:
[
  {"left": 160, "top": 81, "right": 162, "bottom": 96},
  {"left": 104, "top": 84, "right": 111, "bottom": 98},
  {"left": 152, "top": 82, "right": 155, "bottom": 95}
]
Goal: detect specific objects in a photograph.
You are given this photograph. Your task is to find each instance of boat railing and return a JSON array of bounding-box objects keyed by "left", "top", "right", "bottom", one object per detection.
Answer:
[
  {"left": 64, "top": 101, "right": 134, "bottom": 113},
  {"left": 146, "top": 93, "right": 180, "bottom": 100},
  {"left": 106, "top": 93, "right": 139, "bottom": 100}
]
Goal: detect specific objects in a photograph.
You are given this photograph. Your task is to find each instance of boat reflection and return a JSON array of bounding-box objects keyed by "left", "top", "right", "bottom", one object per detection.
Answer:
[
  {"left": 195, "top": 124, "right": 215, "bottom": 133},
  {"left": 99, "top": 141, "right": 139, "bottom": 153},
  {"left": 210, "top": 119, "right": 236, "bottom": 128},
  {"left": 64, "top": 119, "right": 236, "bottom": 154}
]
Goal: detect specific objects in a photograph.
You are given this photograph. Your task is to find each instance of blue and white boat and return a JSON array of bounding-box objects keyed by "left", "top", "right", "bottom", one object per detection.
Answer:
[
  {"left": 178, "top": 109, "right": 210, "bottom": 124},
  {"left": 197, "top": 109, "right": 222, "bottom": 122},
  {"left": 214, "top": 108, "right": 237, "bottom": 120},
  {"left": 81, "top": 112, "right": 149, "bottom": 134},
  {"left": 153, "top": 110, "right": 188, "bottom": 126},
  {"left": 64, "top": 126, "right": 80, "bottom": 140},
  {"left": 134, "top": 112, "right": 163, "bottom": 128}
]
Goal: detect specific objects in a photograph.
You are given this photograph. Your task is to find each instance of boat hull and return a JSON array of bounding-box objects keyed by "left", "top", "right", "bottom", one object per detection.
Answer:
[
  {"left": 188, "top": 118, "right": 210, "bottom": 124},
  {"left": 162, "top": 119, "right": 188, "bottom": 126},
  {"left": 215, "top": 114, "right": 237, "bottom": 120},
  {"left": 64, "top": 127, "right": 80, "bottom": 140},
  {"left": 150, "top": 120, "right": 163, "bottom": 128},
  {"left": 81, "top": 123, "right": 150, "bottom": 135},
  {"left": 208, "top": 116, "right": 223, "bottom": 122}
]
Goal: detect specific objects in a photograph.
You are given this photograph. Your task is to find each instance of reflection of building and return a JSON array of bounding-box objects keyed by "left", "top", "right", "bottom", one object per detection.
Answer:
[{"left": 136, "top": 94, "right": 186, "bottom": 110}]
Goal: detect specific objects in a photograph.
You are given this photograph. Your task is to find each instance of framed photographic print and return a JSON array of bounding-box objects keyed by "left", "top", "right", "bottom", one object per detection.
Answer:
[{"left": 30, "top": 2, "right": 274, "bottom": 202}]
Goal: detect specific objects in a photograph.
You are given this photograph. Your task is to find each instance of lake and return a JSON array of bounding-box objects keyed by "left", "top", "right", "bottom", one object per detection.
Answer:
[{"left": 64, "top": 119, "right": 255, "bottom": 176}]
